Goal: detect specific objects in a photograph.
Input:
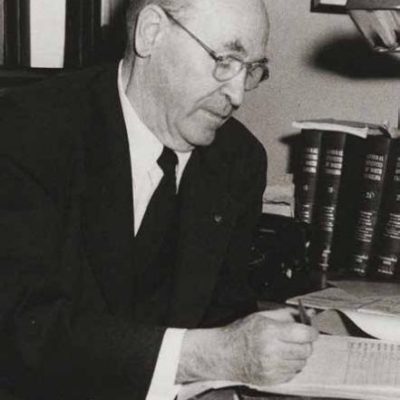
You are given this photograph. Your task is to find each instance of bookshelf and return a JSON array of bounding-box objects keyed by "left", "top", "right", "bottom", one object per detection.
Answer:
[
  {"left": 0, "top": 67, "right": 64, "bottom": 87},
  {"left": 0, "top": 0, "right": 126, "bottom": 89},
  {"left": 293, "top": 120, "right": 400, "bottom": 282}
]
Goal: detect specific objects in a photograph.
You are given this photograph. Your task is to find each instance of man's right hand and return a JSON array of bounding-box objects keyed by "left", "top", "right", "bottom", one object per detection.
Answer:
[{"left": 176, "top": 308, "right": 318, "bottom": 386}]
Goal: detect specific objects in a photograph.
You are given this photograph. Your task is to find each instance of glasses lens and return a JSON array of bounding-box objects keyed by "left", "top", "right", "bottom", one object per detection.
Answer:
[
  {"left": 214, "top": 57, "right": 242, "bottom": 81},
  {"left": 214, "top": 57, "right": 269, "bottom": 90}
]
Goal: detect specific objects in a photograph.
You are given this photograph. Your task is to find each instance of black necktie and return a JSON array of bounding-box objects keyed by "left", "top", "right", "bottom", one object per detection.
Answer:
[
  {"left": 156, "top": 146, "right": 178, "bottom": 201},
  {"left": 135, "top": 146, "right": 179, "bottom": 260},
  {"left": 133, "top": 146, "right": 180, "bottom": 323}
]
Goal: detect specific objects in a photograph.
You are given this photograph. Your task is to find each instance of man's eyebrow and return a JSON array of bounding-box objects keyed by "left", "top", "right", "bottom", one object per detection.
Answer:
[{"left": 222, "top": 39, "right": 247, "bottom": 56}]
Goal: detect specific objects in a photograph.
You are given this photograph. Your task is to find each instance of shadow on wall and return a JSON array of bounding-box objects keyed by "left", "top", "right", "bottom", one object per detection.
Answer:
[
  {"left": 280, "top": 134, "right": 301, "bottom": 179},
  {"left": 275, "top": 32, "right": 400, "bottom": 184},
  {"left": 309, "top": 35, "right": 400, "bottom": 79}
]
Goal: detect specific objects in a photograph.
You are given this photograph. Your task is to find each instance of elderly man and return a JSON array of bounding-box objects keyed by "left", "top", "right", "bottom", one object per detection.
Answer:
[{"left": 0, "top": 0, "right": 317, "bottom": 399}]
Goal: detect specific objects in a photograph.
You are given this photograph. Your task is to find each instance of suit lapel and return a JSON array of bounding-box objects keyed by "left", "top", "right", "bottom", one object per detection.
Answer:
[
  {"left": 82, "top": 65, "right": 136, "bottom": 317},
  {"left": 167, "top": 147, "right": 240, "bottom": 328}
]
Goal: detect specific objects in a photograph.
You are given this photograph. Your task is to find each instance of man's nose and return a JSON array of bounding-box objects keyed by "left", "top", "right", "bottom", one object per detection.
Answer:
[{"left": 220, "top": 69, "right": 246, "bottom": 108}]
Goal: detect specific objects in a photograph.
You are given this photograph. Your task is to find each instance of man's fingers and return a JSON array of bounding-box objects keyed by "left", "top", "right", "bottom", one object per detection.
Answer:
[
  {"left": 258, "top": 307, "right": 298, "bottom": 322},
  {"left": 280, "top": 342, "right": 313, "bottom": 361},
  {"left": 280, "top": 358, "right": 308, "bottom": 372},
  {"left": 280, "top": 322, "right": 319, "bottom": 343}
]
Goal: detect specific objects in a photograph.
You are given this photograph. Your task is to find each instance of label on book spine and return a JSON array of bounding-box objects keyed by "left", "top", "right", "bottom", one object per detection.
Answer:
[
  {"left": 350, "top": 134, "right": 391, "bottom": 276},
  {"left": 311, "top": 131, "right": 347, "bottom": 271},
  {"left": 373, "top": 141, "right": 400, "bottom": 278},
  {"left": 295, "top": 129, "right": 322, "bottom": 224}
]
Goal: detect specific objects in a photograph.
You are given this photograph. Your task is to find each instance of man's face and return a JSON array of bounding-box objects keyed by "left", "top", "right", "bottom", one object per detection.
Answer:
[{"left": 148, "top": 0, "right": 269, "bottom": 152}]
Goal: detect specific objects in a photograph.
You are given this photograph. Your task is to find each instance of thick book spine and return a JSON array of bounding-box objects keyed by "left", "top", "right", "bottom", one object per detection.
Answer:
[
  {"left": 294, "top": 129, "right": 322, "bottom": 224},
  {"left": 65, "top": 0, "right": 101, "bottom": 67},
  {"left": 81, "top": 0, "right": 101, "bottom": 65},
  {"left": 330, "top": 134, "right": 366, "bottom": 271},
  {"left": 348, "top": 133, "right": 391, "bottom": 277},
  {"left": 310, "top": 131, "right": 347, "bottom": 271},
  {"left": 19, "top": 0, "right": 30, "bottom": 66},
  {"left": 371, "top": 139, "right": 400, "bottom": 279},
  {"left": 4, "top": 0, "right": 21, "bottom": 66},
  {"left": 64, "top": 0, "right": 82, "bottom": 67},
  {"left": 0, "top": 0, "right": 4, "bottom": 65}
]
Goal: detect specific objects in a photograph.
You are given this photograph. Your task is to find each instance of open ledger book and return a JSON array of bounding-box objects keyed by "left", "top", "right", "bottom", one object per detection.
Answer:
[
  {"left": 178, "top": 334, "right": 400, "bottom": 400},
  {"left": 178, "top": 287, "right": 400, "bottom": 400}
]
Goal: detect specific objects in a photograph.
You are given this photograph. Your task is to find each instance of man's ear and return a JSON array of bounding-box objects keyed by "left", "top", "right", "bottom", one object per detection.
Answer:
[{"left": 134, "top": 5, "right": 167, "bottom": 57}]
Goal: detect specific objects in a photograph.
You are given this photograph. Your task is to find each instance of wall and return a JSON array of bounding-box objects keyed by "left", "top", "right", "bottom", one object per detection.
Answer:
[{"left": 236, "top": 0, "right": 400, "bottom": 188}]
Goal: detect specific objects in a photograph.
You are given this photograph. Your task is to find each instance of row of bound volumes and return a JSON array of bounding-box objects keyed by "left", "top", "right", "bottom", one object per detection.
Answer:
[
  {"left": 0, "top": 0, "right": 125, "bottom": 68},
  {"left": 294, "top": 118, "right": 400, "bottom": 280}
]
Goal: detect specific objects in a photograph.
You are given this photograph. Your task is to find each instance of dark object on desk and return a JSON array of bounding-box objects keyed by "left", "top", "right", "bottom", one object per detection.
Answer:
[{"left": 248, "top": 214, "right": 314, "bottom": 302}]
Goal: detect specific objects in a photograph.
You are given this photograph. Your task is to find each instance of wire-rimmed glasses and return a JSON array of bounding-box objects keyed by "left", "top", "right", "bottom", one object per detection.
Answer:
[{"left": 163, "top": 9, "right": 270, "bottom": 91}]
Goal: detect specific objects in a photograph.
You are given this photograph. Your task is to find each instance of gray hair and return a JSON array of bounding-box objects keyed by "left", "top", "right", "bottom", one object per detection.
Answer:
[{"left": 124, "top": 0, "right": 193, "bottom": 57}]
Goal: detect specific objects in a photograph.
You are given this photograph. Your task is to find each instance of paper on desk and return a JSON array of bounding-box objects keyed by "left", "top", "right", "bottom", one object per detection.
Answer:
[
  {"left": 178, "top": 335, "right": 400, "bottom": 400},
  {"left": 329, "top": 280, "right": 400, "bottom": 298},
  {"left": 287, "top": 287, "right": 400, "bottom": 342}
]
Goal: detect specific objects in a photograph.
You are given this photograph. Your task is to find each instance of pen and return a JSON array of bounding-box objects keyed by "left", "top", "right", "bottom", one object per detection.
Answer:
[{"left": 298, "top": 299, "right": 311, "bottom": 326}]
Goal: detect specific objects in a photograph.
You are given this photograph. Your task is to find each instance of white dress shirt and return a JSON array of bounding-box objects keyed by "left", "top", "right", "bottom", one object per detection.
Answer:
[{"left": 117, "top": 62, "right": 189, "bottom": 400}]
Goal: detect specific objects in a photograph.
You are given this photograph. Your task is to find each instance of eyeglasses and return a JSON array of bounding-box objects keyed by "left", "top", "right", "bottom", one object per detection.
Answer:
[{"left": 163, "top": 9, "right": 270, "bottom": 91}]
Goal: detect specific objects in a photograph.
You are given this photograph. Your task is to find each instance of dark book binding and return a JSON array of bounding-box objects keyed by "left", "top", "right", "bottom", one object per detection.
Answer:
[
  {"left": 19, "top": 0, "right": 30, "bottom": 66},
  {"left": 65, "top": 0, "right": 82, "bottom": 67},
  {"left": 82, "top": 0, "right": 101, "bottom": 65},
  {"left": 330, "top": 134, "right": 366, "bottom": 271},
  {"left": 348, "top": 130, "right": 391, "bottom": 277},
  {"left": 4, "top": 0, "right": 21, "bottom": 66},
  {"left": 0, "top": 0, "right": 4, "bottom": 65},
  {"left": 65, "top": 0, "right": 101, "bottom": 67},
  {"left": 310, "top": 131, "right": 347, "bottom": 272},
  {"left": 294, "top": 129, "right": 322, "bottom": 225},
  {"left": 371, "top": 138, "right": 400, "bottom": 279}
]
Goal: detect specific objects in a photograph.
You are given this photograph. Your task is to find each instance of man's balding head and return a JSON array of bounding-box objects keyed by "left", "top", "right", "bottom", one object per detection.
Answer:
[
  {"left": 124, "top": 0, "right": 269, "bottom": 59},
  {"left": 123, "top": 0, "right": 269, "bottom": 152}
]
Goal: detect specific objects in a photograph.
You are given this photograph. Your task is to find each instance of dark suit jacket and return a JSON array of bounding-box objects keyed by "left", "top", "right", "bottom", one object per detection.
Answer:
[{"left": 0, "top": 64, "right": 267, "bottom": 399}]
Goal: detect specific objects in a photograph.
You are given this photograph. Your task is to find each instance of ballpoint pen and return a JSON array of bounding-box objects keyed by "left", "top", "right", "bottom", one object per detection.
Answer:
[{"left": 298, "top": 299, "right": 312, "bottom": 326}]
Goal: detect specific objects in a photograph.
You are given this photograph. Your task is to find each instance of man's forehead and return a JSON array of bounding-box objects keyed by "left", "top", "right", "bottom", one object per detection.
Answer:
[
  {"left": 184, "top": 0, "right": 268, "bottom": 58},
  {"left": 189, "top": 0, "right": 269, "bottom": 56}
]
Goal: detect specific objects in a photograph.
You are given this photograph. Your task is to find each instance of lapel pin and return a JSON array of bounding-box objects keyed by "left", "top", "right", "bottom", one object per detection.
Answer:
[{"left": 213, "top": 214, "right": 223, "bottom": 224}]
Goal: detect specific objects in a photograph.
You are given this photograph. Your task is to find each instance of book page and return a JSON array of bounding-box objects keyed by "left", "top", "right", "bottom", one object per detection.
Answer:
[
  {"left": 330, "top": 280, "right": 400, "bottom": 298},
  {"left": 269, "top": 335, "right": 400, "bottom": 399},
  {"left": 177, "top": 335, "right": 400, "bottom": 400},
  {"left": 287, "top": 288, "right": 400, "bottom": 341},
  {"left": 360, "top": 296, "right": 400, "bottom": 315},
  {"left": 338, "top": 309, "right": 400, "bottom": 342},
  {"left": 287, "top": 287, "right": 368, "bottom": 310},
  {"left": 287, "top": 287, "right": 400, "bottom": 316}
]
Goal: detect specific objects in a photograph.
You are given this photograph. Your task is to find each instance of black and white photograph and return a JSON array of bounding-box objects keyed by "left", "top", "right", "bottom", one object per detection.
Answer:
[{"left": 1, "top": 0, "right": 400, "bottom": 399}]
